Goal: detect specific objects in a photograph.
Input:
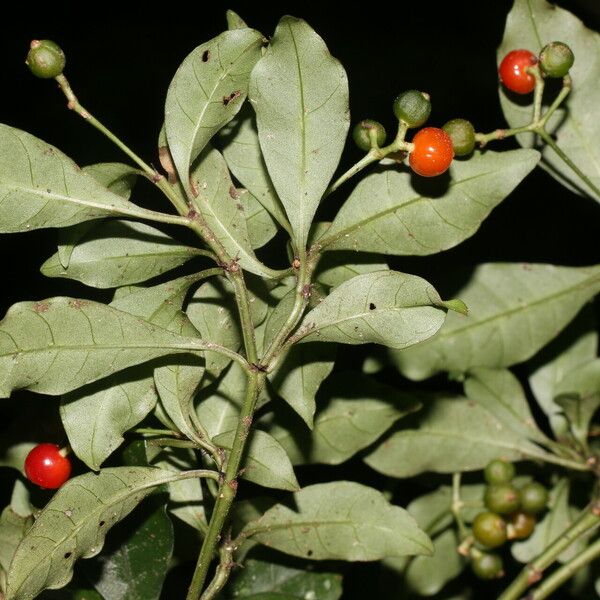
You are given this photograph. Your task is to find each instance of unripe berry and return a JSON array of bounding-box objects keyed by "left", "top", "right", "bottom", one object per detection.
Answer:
[
  {"left": 484, "top": 459, "right": 515, "bottom": 485},
  {"left": 484, "top": 483, "right": 521, "bottom": 515},
  {"left": 26, "top": 40, "right": 66, "bottom": 79},
  {"left": 539, "top": 42, "right": 574, "bottom": 78},
  {"left": 520, "top": 482, "right": 549, "bottom": 514},
  {"left": 472, "top": 552, "right": 504, "bottom": 580},
  {"left": 442, "top": 118, "right": 476, "bottom": 156},
  {"left": 472, "top": 511, "right": 507, "bottom": 549},
  {"left": 352, "top": 119, "right": 387, "bottom": 151},
  {"left": 393, "top": 90, "right": 431, "bottom": 128}
]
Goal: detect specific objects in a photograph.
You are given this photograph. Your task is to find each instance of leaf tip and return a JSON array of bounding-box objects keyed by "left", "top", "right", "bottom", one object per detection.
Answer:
[{"left": 442, "top": 298, "right": 468, "bottom": 316}]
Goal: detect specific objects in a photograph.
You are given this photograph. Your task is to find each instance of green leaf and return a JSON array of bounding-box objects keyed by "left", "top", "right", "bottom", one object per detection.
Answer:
[
  {"left": 270, "top": 343, "right": 336, "bottom": 428},
  {"left": 296, "top": 271, "right": 447, "bottom": 348},
  {"left": 0, "top": 125, "right": 167, "bottom": 232},
  {"left": 364, "top": 395, "right": 553, "bottom": 477},
  {"left": 61, "top": 368, "right": 158, "bottom": 471},
  {"left": 58, "top": 163, "right": 140, "bottom": 269},
  {"left": 219, "top": 107, "right": 290, "bottom": 230},
  {"left": 152, "top": 447, "right": 206, "bottom": 531},
  {"left": 405, "top": 529, "right": 463, "bottom": 596},
  {"left": 464, "top": 367, "right": 549, "bottom": 445},
  {"left": 189, "top": 147, "right": 275, "bottom": 278},
  {"left": 86, "top": 502, "right": 173, "bottom": 600},
  {"left": 392, "top": 263, "right": 600, "bottom": 380},
  {"left": 164, "top": 28, "right": 264, "bottom": 192},
  {"left": 226, "top": 9, "right": 249, "bottom": 30},
  {"left": 0, "top": 443, "right": 35, "bottom": 474},
  {"left": 555, "top": 359, "right": 600, "bottom": 448},
  {"left": 0, "top": 297, "right": 212, "bottom": 398},
  {"left": 270, "top": 373, "right": 420, "bottom": 465},
  {"left": 6, "top": 467, "right": 181, "bottom": 600},
  {"left": 243, "top": 481, "right": 432, "bottom": 561},
  {"left": 42, "top": 220, "right": 202, "bottom": 289},
  {"left": 315, "top": 252, "right": 388, "bottom": 289},
  {"left": 214, "top": 429, "right": 299, "bottom": 492},
  {"left": 241, "top": 189, "right": 279, "bottom": 249},
  {"left": 529, "top": 310, "right": 598, "bottom": 437},
  {"left": 319, "top": 150, "right": 539, "bottom": 254},
  {"left": 249, "top": 16, "right": 349, "bottom": 245},
  {"left": 499, "top": 0, "right": 600, "bottom": 201},
  {"left": 0, "top": 508, "right": 33, "bottom": 590},
  {"left": 187, "top": 279, "right": 240, "bottom": 377},
  {"left": 512, "top": 478, "right": 582, "bottom": 564},
  {"left": 224, "top": 559, "right": 343, "bottom": 600}
]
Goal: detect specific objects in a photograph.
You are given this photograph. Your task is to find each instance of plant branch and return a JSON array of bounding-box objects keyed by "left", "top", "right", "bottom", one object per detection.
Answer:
[
  {"left": 199, "top": 541, "right": 236, "bottom": 600},
  {"left": 451, "top": 473, "right": 469, "bottom": 540},
  {"left": 498, "top": 503, "right": 600, "bottom": 600},
  {"left": 186, "top": 372, "right": 262, "bottom": 599},
  {"left": 528, "top": 535, "right": 600, "bottom": 600}
]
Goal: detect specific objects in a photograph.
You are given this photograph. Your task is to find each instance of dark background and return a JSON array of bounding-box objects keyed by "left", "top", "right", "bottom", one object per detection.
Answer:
[{"left": 1, "top": 2, "right": 600, "bottom": 598}]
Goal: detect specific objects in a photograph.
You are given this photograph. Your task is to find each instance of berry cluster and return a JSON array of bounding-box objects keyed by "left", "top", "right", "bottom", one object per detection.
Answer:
[{"left": 470, "top": 459, "right": 549, "bottom": 580}]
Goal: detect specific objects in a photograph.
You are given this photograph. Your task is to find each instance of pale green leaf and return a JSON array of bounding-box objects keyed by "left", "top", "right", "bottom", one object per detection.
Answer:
[
  {"left": 219, "top": 108, "right": 290, "bottom": 230},
  {"left": 42, "top": 220, "right": 202, "bottom": 288},
  {"left": 86, "top": 502, "right": 173, "bottom": 600},
  {"left": 296, "top": 271, "right": 447, "bottom": 348},
  {"left": 364, "top": 395, "right": 553, "bottom": 477},
  {"left": 243, "top": 481, "right": 432, "bottom": 560},
  {"left": 405, "top": 529, "right": 464, "bottom": 596},
  {"left": 392, "top": 263, "right": 600, "bottom": 381},
  {"left": 6, "top": 467, "right": 181, "bottom": 600},
  {"left": 529, "top": 310, "right": 598, "bottom": 437},
  {"left": 0, "top": 508, "right": 33, "bottom": 588},
  {"left": 58, "top": 163, "right": 140, "bottom": 269},
  {"left": 464, "top": 367, "right": 549, "bottom": 444},
  {"left": 0, "top": 443, "right": 35, "bottom": 474},
  {"left": 512, "top": 478, "right": 582, "bottom": 564},
  {"left": 189, "top": 147, "right": 275, "bottom": 278},
  {"left": 270, "top": 343, "right": 336, "bottom": 428},
  {"left": 240, "top": 188, "right": 279, "bottom": 249},
  {"left": 61, "top": 368, "right": 158, "bottom": 470},
  {"left": 270, "top": 373, "right": 420, "bottom": 465},
  {"left": 0, "top": 125, "right": 169, "bottom": 231},
  {"left": 187, "top": 279, "right": 240, "bottom": 376},
  {"left": 225, "top": 559, "right": 343, "bottom": 600},
  {"left": 262, "top": 285, "right": 296, "bottom": 351},
  {"left": 315, "top": 252, "right": 388, "bottom": 289},
  {"left": 226, "top": 9, "right": 248, "bottom": 30},
  {"left": 165, "top": 28, "right": 264, "bottom": 191},
  {"left": 214, "top": 429, "right": 299, "bottom": 491},
  {"left": 499, "top": 0, "right": 600, "bottom": 201},
  {"left": 555, "top": 359, "right": 600, "bottom": 448},
  {"left": 0, "top": 297, "right": 215, "bottom": 398},
  {"left": 319, "top": 150, "right": 539, "bottom": 254},
  {"left": 249, "top": 17, "right": 350, "bottom": 245}
]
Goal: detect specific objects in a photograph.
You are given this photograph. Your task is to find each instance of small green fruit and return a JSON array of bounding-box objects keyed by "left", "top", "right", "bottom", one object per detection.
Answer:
[
  {"left": 442, "top": 118, "right": 476, "bottom": 156},
  {"left": 26, "top": 40, "right": 66, "bottom": 79},
  {"left": 507, "top": 511, "right": 536, "bottom": 540},
  {"left": 472, "top": 552, "right": 504, "bottom": 580},
  {"left": 484, "top": 459, "right": 515, "bottom": 485},
  {"left": 352, "top": 119, "right": 387, "bottom": 151},
  {"left": 393, "top": 90, "right": 431, "bottom": 128},
  {"left": 539, "top": 42, "right": 574, "bottom": 78},
  {"left": 472, "top": 511, "right": 507, "bottom": 548},
  {"left": 484, "top": 484, "right": 521, "bottom": 515},
  {"left": 520, "top": 482, "right": 549, "bottom": 514}
]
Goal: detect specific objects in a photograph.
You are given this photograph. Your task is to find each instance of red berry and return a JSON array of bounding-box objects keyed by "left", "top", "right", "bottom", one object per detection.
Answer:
[
  {"left": 24, "top": 443, "right": 72, "bottom": 489},
  {"left": 499, "top": 50, "right": 538, "bottom": 94},
  {"left": 409, "top": 127, "right": 454, "bottom": 177}
]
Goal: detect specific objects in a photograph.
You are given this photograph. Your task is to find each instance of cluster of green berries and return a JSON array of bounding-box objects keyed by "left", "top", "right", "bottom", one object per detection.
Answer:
[
  {"left": 499, "top": 41, "right": 574, "bottom": 95},
  {"left": 470, "top": 459, "right": 549, "bottom": 580}
]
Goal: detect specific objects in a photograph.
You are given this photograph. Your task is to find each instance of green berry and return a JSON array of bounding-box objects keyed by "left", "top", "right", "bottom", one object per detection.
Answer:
[
  {"left": 472, "top": 552, "right": 504, "bottom": 580},
  {"left": 520, "top": 482, "right": 549, "bottom": 514},
  {"left": 484, "top": 484, "right": 521, "bottom": 515},
  {"left": 484, "top": 459, "right": 515, "bottom": 485},
  {"left": 472, "top": 511, "right": 507, "bottom": 548},
  {"left": 507, "top": 511, "right": 536, "bottom": 540},
  {"left": 352, "top": 119, "right": 387, "bottom": 151},
  {"left": 539, "top": 42, "right": 574, "bottom": 78},
  {"left": 392, "top": 90, "right": 431, "bottom": 128},
  {"left": 26, "top": 40, "right": 66, "bottom": 79},
  {"left": 442, "top": 118, "right": 476, "bottom": 156}
]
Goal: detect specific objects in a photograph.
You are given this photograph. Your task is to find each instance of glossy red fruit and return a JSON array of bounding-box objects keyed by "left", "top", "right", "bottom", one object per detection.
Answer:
[
  {"left": 25, "top": 443, "right": 72, "bottom": 489},
  {"left": 409, "top": 127, "right": 454, "bottom": 177},
  {"left": 499, "top": 50, "right": 538, "bottom": 94}
]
